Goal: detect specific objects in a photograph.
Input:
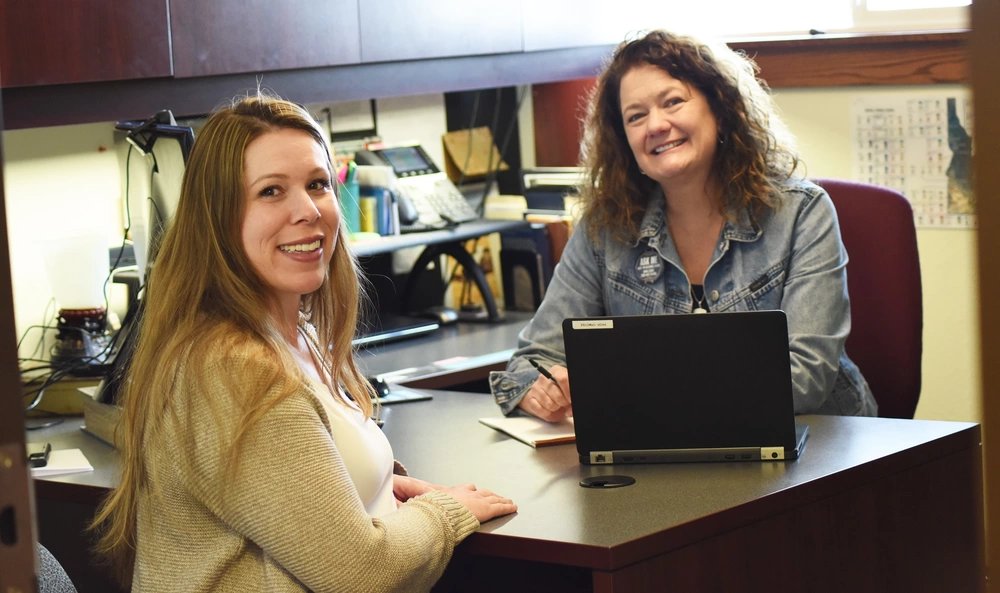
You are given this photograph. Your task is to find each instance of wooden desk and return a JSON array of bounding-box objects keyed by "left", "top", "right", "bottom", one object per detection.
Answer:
[
  {"left": 382, "top": 392, "right": 985, "bottom": 593},
  {"left": 32, "top": 391, "right": 985, "bottom": 593}
]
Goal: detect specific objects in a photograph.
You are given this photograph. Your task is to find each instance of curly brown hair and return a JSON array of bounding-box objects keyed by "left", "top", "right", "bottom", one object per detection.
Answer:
[{"left": 580, "top": 30, "right": 800, "bottom": 243}]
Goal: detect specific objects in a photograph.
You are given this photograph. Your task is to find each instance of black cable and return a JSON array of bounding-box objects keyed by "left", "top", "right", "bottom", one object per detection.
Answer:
[
  {"left": 18, "top": 364, "right": 55, "bottom": 374},
  {"left": 478, "top": 88, "right": 504, "bottom": 208},
  {"left": 22, "top": 365, "right": 75, "bottom": 412},
  {"left": 455, "top": 91, "right": 482, "bottom": 190},
  {"left": 16, "top": 324, "right": 61, "bottom": 353},
  {"left": 27, "top": 299, "right": 57, "bottom": 360},
  {"left": 477, "top": 87, "right": 528, "bottom": 217}
]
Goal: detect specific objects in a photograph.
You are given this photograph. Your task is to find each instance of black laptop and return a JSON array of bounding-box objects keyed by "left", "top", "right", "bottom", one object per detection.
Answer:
[{"left": 562, "top": 311, "right": 808, "bottom": 464}]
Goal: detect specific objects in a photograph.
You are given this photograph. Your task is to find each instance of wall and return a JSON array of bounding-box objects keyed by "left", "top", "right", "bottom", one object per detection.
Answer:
[
  {"left": 3, "top": 122, "right": 125, "bottom": 359},
  {"left": 774, "top": 85, "right": 981, "bottom": 422}
]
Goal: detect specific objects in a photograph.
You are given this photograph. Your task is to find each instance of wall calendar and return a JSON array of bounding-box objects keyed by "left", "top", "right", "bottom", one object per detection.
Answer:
[{"left": 852, "top": 91, "right": 974, "bottom": 229}]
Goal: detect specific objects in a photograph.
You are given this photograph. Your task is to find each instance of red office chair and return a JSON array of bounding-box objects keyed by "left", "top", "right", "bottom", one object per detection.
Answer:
[{"left": 814, "top": 179, "right": 923, "bottom": 418}]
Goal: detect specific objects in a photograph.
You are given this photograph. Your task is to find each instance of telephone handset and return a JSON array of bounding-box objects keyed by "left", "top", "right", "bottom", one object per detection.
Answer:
[{"left": 355, "top": 144, "right": 479, "bottom": 231}]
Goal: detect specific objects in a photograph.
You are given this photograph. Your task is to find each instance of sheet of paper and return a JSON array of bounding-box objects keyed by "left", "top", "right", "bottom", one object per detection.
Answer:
[
  {"left": 852, "top": 91, "right": 975, "bottom": 229},
  {"left": 479, "top": 415, "right": 575, "bottom": 448},
  {"left": 30, "top": 448, "right": 93, "bottom": 477}
]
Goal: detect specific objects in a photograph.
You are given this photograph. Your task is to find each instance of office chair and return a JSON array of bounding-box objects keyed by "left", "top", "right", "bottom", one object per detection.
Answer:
[
  {"left": 814, "top": 179, "right": 923, "bottom": 419},
  {"left": 37, "top": 543, "right": 79, "bottom": 593}
]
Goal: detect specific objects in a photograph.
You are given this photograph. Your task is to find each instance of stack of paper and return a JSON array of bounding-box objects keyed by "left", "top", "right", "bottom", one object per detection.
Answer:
[{"left": 30, "top": 448, "right": 93, "bottom": 477}]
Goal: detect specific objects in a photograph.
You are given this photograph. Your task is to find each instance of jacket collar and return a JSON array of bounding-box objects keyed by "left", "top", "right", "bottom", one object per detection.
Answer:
[{"left": 633, "top": 186, "right": 763, "bottom": 247}]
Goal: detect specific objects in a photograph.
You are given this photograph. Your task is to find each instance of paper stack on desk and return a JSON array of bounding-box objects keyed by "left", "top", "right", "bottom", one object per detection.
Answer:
[
  {"left": 30, "top": 448, "right": 93, "bottom": 477},
  {"left": 479, "top": 415, "right": 575, "bottom": 448}
]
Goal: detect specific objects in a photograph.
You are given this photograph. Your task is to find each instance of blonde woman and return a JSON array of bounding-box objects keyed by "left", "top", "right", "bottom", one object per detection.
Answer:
[{"left": 93, "top": 94, "right": 515, "bottom": 592}]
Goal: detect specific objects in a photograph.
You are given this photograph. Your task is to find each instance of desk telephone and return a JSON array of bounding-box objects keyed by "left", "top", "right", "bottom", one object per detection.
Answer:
[{"left": 355, "top": 144, "right": 479, "bottom": 231}]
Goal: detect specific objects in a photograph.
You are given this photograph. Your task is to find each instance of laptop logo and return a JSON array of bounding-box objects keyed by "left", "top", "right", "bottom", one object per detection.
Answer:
[{"left": 572, "top": 320, "right": 614, "bottom": 330}]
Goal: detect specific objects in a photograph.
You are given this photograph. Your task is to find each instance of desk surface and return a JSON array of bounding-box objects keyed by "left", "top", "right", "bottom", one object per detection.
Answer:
[
  {"left": 381, "top": 392, "right": 982, "bottom": 574},
  {"left": 31, "top": 391, "right": 982, "bottom": 579},
  {"left": 30, "top": 310, "right": 985, "bottom": 591}
]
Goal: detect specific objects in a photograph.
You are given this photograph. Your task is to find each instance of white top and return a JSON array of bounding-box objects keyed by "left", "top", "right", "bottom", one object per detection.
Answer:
[{"left": 309, "top": 377, "right": 397, "bottom": 517}]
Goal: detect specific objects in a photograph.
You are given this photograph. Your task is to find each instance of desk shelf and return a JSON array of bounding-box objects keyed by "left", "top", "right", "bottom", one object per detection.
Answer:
[
  {"left": 351, "top": 219, "right": 528, "bottom": 324},
  {"left": 349, "top": 219, "right": 527, "bottom": 258}
]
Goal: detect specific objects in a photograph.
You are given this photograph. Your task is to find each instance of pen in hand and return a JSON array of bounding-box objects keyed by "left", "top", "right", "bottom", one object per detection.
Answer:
[
  {"left": 528, "top": 357, "right": 555, "bottom": 380},
  {"left": 528, "top": 358, "right": 568, "bottom": 397}
]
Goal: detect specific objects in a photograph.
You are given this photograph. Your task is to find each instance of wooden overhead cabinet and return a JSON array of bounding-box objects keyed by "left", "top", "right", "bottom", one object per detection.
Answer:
[
  {"left": 169, "top": 0, "right": 361, "bottom": 77},
  {"left": 0, "top": 0, "right": 172, "bottom": 87}
]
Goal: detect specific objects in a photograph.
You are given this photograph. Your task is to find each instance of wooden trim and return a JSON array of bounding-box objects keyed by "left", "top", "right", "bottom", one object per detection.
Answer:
[
  {"left": 971, "top": 0, "right": 998, "bottom": 586},
  {"left": 0, "top": 99, "right": 39, "bottom": 592},
  {"left": 0, "top": 46, "right": 612, "bottom": 130},
  {"left": 1, "top": 31, "right": 969, "bottom": 130},
  {"left": 731, "top": 30, "right": 969, "bottom": 88}
]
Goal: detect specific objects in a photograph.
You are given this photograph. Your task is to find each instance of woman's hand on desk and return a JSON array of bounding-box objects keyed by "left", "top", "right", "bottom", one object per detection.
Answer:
[
  {"left": 393, "top": 475, "right": 442, "bottom": 505},
  {"left": 519, "top": 364, "right": 572, "bottom": 423},
  {"left": 439, "top": 483, "right": 517, "bottom": 523},
  {"left": 393, "top": 476, "right": 517, "bottom": 522}
]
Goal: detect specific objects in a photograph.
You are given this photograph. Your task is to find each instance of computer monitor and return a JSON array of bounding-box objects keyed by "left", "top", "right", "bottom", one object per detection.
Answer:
[
  {"left": 115, "top": 110, "right": 195, "bottom": 284},
  {"left": 520, "top": 167, "right": 584, "bottom": 212},
  {"left": 98, "top": 112, "right": 194, "bottom": 403}
]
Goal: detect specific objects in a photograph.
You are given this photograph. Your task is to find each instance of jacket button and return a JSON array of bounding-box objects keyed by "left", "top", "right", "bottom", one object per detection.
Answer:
[{"left": 710, "top": 290, "right": 720, "bottom": 302}]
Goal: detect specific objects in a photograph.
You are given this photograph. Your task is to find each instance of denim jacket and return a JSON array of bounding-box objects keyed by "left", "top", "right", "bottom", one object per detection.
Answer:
[{"left": 490, "top": 178, "right": 877, "bottom": 417}]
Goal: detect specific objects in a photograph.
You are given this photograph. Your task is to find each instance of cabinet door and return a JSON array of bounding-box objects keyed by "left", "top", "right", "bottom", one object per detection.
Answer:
[
  {"left": 170, "top": 0, "right": 361, "bottom": 78},
  {"left": 0, "top": 0, "right": 171, "bottom": 88},
  {"left": 359, "top": 0, "right": 522, "bottom": 63}
]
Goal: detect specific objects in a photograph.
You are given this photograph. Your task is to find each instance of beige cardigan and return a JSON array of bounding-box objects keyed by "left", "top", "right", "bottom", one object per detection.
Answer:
[{"left": 132, "top": 336, "right": 478, "bottom": 592}]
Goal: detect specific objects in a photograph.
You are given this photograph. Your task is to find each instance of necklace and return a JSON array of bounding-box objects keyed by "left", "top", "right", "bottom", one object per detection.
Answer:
[{"left": 691, "top": 285, "right": 708, "bottom": 314}]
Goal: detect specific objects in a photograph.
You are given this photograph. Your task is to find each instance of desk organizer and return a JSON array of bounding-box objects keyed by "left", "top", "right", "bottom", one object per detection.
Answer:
[{"left": 79, "top": 387, "right": 122, "bottom": 448}]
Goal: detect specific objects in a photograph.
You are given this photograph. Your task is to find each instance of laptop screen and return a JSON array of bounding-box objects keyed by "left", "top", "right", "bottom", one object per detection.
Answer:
[{"left": 563, "top": 311, "right": 799, "bottom": 462}]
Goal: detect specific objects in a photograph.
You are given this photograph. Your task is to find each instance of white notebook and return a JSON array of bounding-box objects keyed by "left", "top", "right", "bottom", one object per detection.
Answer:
[{"left": 479, "top": 415, "right": 575, "bottom": 448}]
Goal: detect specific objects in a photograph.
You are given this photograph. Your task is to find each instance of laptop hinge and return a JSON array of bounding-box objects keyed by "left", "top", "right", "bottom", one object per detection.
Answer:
[
  {"left": 589, "top": 451, "right": 614, "bottom": 464},
  {"left": 760, "top": 446, "right": 785, "bottom": 460}
]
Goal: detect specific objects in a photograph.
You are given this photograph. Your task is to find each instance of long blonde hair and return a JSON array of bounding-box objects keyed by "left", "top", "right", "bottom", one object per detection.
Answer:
[{"left": 91, "top": 93, "right": 374, "bottom": 583}]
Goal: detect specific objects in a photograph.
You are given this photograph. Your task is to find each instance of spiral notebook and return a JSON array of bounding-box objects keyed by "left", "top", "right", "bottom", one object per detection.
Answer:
[{"left": 563, "top": 311, "right": 808, "bottom": 465}]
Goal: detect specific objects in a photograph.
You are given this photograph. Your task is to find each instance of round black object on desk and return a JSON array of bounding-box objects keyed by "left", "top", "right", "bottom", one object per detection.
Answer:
[{"left": 579, "top": 475, "right": 636, "bottom": 488}]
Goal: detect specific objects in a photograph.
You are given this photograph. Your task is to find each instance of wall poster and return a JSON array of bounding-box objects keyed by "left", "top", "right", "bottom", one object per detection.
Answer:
[{"left": 852, "top": 91, "right": 974, "bottom": 229}]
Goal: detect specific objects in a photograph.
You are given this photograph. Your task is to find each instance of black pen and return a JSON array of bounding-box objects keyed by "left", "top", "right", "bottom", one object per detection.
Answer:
[
  {"left": 528, "top": 358, "right": 555, "bottom": 381},
  {"left": 528, "top": 358, "right": 568, "bottom": 397}
]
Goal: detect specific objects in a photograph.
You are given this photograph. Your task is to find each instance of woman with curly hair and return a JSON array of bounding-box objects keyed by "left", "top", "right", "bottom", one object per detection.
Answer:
[{"left": 490, "top": 30, "right": 876, "bottom": 421}]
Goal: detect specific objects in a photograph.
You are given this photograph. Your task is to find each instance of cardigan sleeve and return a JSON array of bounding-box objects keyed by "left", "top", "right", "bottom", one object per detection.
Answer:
[{"left": 167, "top": 349, "right": 478, "bottom": 593}]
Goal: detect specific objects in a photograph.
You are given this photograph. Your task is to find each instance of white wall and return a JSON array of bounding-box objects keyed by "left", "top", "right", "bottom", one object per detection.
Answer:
[
  {"left": 3, "top": 122, "right": 126, "bottom": 359},
  {"left": 774, "top": 85, "right": 981, "bottom": 422}
]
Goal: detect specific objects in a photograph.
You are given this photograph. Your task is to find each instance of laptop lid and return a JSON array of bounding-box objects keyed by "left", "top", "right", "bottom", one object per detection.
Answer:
[{"left": 562, "top": 311, "right": 807, "bottom": 464}]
